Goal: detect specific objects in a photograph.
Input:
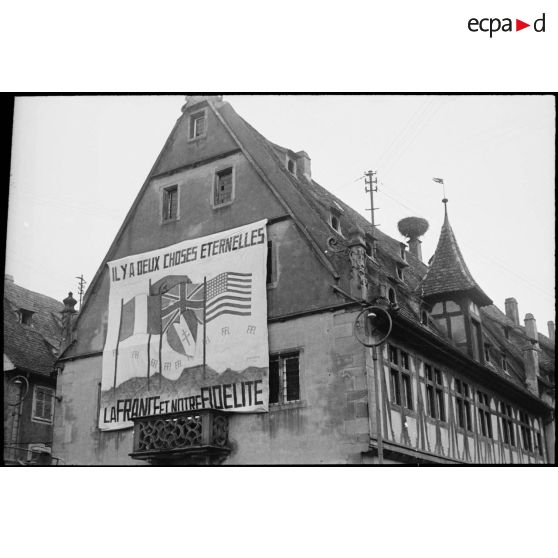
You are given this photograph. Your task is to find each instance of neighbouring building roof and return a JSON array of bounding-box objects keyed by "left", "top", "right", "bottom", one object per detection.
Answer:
[
  {"left": 4, "top": 277, "right": 64, "bottom": 376},
  {"left": 417, "top": 204, "right": 492, "bottom": 306}
]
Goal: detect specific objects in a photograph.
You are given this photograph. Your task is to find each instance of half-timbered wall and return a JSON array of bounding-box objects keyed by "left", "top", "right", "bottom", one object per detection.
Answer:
[{"left": 376, "top": 341, "right": 548, "bottom": 464}]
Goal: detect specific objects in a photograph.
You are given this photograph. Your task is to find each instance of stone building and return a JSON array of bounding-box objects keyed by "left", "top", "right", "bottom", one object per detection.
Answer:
[
  {"left": 3, "top": 275, "right": 76, "bottom": 465},
  {"left": 52, "top": 96, "right": 555, "bottom": 465}
]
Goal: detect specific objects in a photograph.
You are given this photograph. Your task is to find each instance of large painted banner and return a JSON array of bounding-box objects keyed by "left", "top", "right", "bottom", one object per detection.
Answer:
[{"left": 100, "top": 220, "right": 269, "bottom": 430}]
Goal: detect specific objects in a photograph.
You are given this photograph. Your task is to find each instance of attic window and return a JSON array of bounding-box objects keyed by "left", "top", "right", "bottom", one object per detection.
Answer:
[
  {"left": 396, "top": 266, "right": 404, "bottom": 281},
  {"left": 287, "top": 158, "right": 296, "bottom": 174},
  {"left": 20, "top": 309, "right": 34, "bottom": 326},
  {"left": 400, "top": 245, "right": 406, "bottom": 261},
  {"left": 388, "top": 287, "right": 397, "bottom": 304},
  {"left": 501, "top": 354, "right": 509, "bottom": 374},
  {"left": 214, "top": 167, "right": 234, "bottom": 207},
  {"left": 189, "top": 110, "right": 206, "bottom": 139},
  {"left": 162, "top": 185, "right": 178, "bottom": 221},
  {"left": 421, "top": 310, "right": 429, "bottom": 326},
  {"left": 330, "top": 212, "right": 341, "bottom": 234}
]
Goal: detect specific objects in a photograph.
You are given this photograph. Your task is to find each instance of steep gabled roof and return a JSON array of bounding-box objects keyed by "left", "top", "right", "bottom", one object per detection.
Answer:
[
  {"left": 418, "top": 203, "right": 492, "bottom": 306},
  {"left": 4, "top": 279, "right": 64, "bottom": 376}
]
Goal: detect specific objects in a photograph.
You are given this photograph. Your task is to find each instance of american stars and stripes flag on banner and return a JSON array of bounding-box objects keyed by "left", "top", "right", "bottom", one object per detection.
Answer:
[{"left": 116, "top": 272, "right": 253, "bottom": 355}]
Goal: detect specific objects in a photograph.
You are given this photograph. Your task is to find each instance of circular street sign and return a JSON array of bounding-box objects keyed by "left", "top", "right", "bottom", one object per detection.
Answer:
[{"left": 354, "top": 306, "right": 392, "bottom": 347}]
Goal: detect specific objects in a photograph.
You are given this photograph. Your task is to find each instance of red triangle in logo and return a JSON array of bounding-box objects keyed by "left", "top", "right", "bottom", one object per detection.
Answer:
[{"left": 516, "top": 19, "right": 530, "bottom": 31}]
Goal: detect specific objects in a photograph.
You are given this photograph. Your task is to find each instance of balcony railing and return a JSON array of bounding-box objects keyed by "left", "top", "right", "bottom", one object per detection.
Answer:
[{"left": 130, "top": 409, "right": 231, "bottom": 464}]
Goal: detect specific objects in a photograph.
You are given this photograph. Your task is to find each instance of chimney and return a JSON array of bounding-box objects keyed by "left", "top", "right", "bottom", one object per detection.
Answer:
[
  {"left": 408, "top": 238, "right": 423, "bottom": 261},
  {"left": 504, "top": 298, "right": 520, "bottom": 325},
  {"left": 547, "top": 321, "right": 555, "bottom": 342},
  {"left": 522, "top": 339, "right": 540, "bottom": 395},
  {"left": 524, "top": 313, "right": 538, "bottom": 342},
  {"left": 296, "top": 151, "right": 311, "bottom": 181},
  {"left": 397, "top": 217, "right": 429, "bottom": 262}
]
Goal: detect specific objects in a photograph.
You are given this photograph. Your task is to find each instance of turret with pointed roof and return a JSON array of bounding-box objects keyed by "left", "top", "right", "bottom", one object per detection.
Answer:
[{"left": 418, "top": 200, "right": 492, "bottom": 307}]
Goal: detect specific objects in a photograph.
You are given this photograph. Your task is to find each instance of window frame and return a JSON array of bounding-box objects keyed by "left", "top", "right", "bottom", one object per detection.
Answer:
[
  {"left": 269, "top": 351, "right": 302, "bottom": 406},
  {"left": 519, "top": 411, "right": 533, "bottom": 453},
  {"left": 188, "top": 108, "right": 208, "bottom": 141},
  {"left": 388, "top": 345, "right": 413, "bottom": 411},
  {"left": 212, "top": 166, "right": 235, "bottom": 209},
  {"left": 500, "top": 402, "right": 516, "bottom": 447},
  {"left": 266, "top": 239, "right": 278, "bottom": 288},
  {"left": 19, "top": 308, "right": 34, "bottom": 326},
  {"left": 161, "top": 184, "right": 179, "bottom": 223},
  {"left": 477, "top": 390, "right": 493, "bottom": 439},
  {"left": 424, "top": 364, "right": 445, "bottom": 421},
  {"left": 455, "top": 378, "right": 473, "bottom": 432},
  {"left": 32, "top": 385, "right": 55, "bottom": 424}
]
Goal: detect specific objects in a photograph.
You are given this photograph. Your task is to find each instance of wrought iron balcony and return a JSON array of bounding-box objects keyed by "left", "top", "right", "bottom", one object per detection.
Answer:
[{"left": 130, "top": 409, "right": 231, "bottom": 465}]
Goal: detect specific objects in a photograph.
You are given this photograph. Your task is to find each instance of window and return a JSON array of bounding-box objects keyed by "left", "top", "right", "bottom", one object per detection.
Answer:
[
  {"left": 189, "top": 110, "right": 206, "bottom": 139},
  {"left": 19, "top": 309, "right": 34, "bottom": 326},
  {"left": 266, "top": 241, "right": 276, "bottom": 285},
  {"left": 519, "top": 411, "right": 533, "bottom": 452},
  {"left": 477, "top": 391, "right": 493, "bottom": 438},
  {"left": 471, "top": 319, "right": 482, "bottom": 362},
  {"left": 535, "top": 432, "right": 544, "bottom": 457},
  {"left": 450, "top": 315, "right": 467, "bottom": 344},
  {"left": 330, "top": 210, "right": 342, "bottom": 233},
  {"left": 162, "top": 185, "right": 178, "bottom": 221},
  {"left": 500, "top": 403, "right": 515, "bottom": 446},
  {"left": 430, "top": 300, "right": 467, "bottom": 349},
  {"left": 287, "top": 158, "right": 296, "bottom": 174},
  {"left": 389, "top": 346, "right": 413, "bottom": 409},
  {"left": 269, "top": 352, "right": 300, "bottom": 405},
  {"left": 32, "top": 386, "right": 54, "bottom": 423},
  {"left": 388, "top": 287, "right": 397, "bottom": 304},
  {"left": 483, "top": 344, "right": 491, "bottom": 363},
  {"left": 214, "top": 167, "right": 233, "bottom": 206},
  {"left": 396, "top": 266, "right": 404, "bottom": 281},
  {"left": 390, "top": 369, "right": 401, "bottom": 406},
  {"left": 425, "top": 365, "right": 445, "bottom": 421},
  {"left": 501, "top": 355, "right": 509, "bottom": 374},
  {"left": 421, "top": 310, "right": 429, "bottom": 326},
  {"left": 455, "top": 379, "right": 472, "bottom": 431}
]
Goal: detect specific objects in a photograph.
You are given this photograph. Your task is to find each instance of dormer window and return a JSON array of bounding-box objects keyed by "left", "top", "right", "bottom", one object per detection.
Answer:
[
  {"left": 287, "top": 158, "right": 296, "bottom": 174},
  {"left": 396, "top": 266, "right": 404, "bottom": 281},
  {"left": 421, "top": 310, "right": 429, "bottom": 326},
  {"left": 189, "top": 110, "right": 207, "bottom": 139},
  {"left": 20, "top": 308, "right": 34, "bottom": 325},
  {"left": 501, "top": 354, "right": 509, "bottom": 374},
  {"left": 483, "top": 344, "right": 491, "bottom": 363},
  {"left": 431, "top": 300, "right": 467, "bottom": 350},
  {"left": 330, "top": 209, "right": 342, "bottom": 234},
  {"left": 388, "top": 287, "right": 397, "bottom": 304}
]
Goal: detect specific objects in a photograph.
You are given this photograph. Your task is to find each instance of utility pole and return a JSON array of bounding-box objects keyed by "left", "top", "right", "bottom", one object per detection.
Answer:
[
  {"left": 75, "top": 274, "right": 86, "bottom": 309},
  {"left": 364, "top": 170, "right": 378, "bottom": 228},
  {"left": 364, "top": 169, "right": 379, "bottom": 257}
]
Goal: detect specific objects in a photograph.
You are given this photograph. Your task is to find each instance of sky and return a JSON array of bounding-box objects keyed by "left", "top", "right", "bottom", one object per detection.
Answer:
[{"left": 6, "top": 94, "right": 556, "bottom": 332}]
